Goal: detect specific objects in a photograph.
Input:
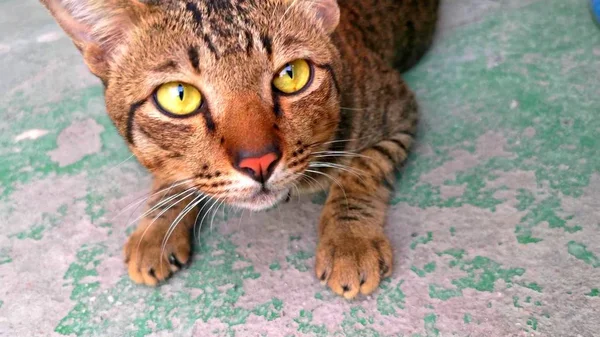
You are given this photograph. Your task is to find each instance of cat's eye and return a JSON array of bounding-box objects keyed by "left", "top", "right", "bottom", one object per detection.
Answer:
[
  {"left": 154, "top": 82, "right": 202, "bottom": 117},
  {"left": 272, "top": 59, "right": 312, "bottom": 94}
]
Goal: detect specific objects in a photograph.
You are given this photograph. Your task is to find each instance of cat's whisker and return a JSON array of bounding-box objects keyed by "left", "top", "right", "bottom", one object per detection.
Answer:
[
  {"left": 198, "top": 196, "right": 224, "bottom": 236},
  {"left": 237, "top": 208, "right": 247, "bottom": 232},
  {"left": 299, "top": 172, "right": 327, "bottom": 192},
  {"left": 210, "top": 197, "right": 228, "bottom": 233},
  {"left": 159, "top": 193, "right": 207, "bottom": 276},
  {"left": 111, "top": 178, "right": 195, "bottom": 222},
  {"left": 309, "top": 161, "right": 370, "bottom": 180},
  {"left": 135, "top": 188, "right": 199, "bottom": 265},
  {"left": 340, "top": 106, "right": 369, "bottom": 111},
  {"left": 312, "top": 150, "right": 370, "bottom": 159},
  {"left": 305, "top": 169, "right": 349, "bottom": 209},
  {"left": 194, "top": 194, "right": 223, "bottom": 242},
  {"left": 125, "top": 186, "right": 197, "bottom": 229},
  {"left": 105, "top": 154, "right": 135, "bottom": 172}
]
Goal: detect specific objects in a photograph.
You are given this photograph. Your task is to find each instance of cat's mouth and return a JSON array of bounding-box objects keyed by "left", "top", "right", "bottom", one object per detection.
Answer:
[{"left": 228, "top": 188, "right": 290, "bottom": 211}]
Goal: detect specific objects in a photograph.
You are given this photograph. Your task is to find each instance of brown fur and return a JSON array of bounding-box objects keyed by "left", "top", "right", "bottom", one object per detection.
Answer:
[{"left": 40, "top": 0, "right": 439, "bottom": 298}]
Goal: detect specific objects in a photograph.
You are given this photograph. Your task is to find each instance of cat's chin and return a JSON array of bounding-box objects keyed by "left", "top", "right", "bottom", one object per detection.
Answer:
[{"left": 229, "top": 189, "right": 290, "bottom": 211}]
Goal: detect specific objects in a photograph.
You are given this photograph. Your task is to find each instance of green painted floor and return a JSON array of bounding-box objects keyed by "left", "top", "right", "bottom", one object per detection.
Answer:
[{"left": 1, "top": 0, "right": 599, "bottom": 336}]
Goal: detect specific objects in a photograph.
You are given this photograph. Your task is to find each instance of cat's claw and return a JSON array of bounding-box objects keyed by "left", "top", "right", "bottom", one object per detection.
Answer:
[
  {"left": 123, "top": 221, "right": 192, "bottom": 286},
  {"left": 315, "top": 233, "right": 393, "bottom": 299}
]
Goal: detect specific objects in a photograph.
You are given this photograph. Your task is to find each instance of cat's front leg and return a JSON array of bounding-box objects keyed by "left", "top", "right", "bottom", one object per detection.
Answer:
[
  {"left": 315, "top": 132, "right": 413, "bottom": 299},
  {"left": 124, "top": 180, "right": 199, "bottom": 286}
]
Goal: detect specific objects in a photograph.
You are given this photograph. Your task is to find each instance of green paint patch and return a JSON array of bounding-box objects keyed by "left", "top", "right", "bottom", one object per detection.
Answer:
[
  {"left": 525, "top": 296, "right": 532, "bottom": 303},
  {"left": 410, "top": 232, "right": 433, "bottom": 249},
  {"left": 269, "top": 262, "right": 281, "bottom": 271},
  {"left": 54, "top": 232, "right": 279, "bottom": 335},
  {"left": 411, "top": 261, "right": 435, "bottom": 278},
  {"left": 527, "top": 317, "right": 538, "bottom": 331},
  {"left": 437, "top": 248, "right": 465, "bottom": 260},
  {"left": 585, "top": 288, "right": 599, "bottom": 297},
  {"left": 516, "top": 197, "right": 582, "bottom": 244},
  {"left": 55, "top": 244, "right": 106, "bottom": 334},
  {"left": 520, "top": 282, "right": 543, "bottom": 293},
  {"left": 294, "top": 310, "right": 328, "bottom": 336},
  {"left": 424, "top": 313, "right": 440, "bottom": 337},
  {"left": 285, "top": 250, "right": 314, "bottom": 272},
  {"left": 516, "top": 189, "right": 535, "bottom": 211},
  {"left": 567, "top": 241, "right": 600, "bottom": 267},
  {"left": 377, "top": 279, "right": 406, "bottom": 316},
  {"left": 289, "top": 235, "right": 301, "bottom": 241},
  {"left": 0, "top": 249, "right": 11, "bottom": 265},
  {"left": 449, "top": 227, "right": 456, "bottom": 236},
  {"left": 314, "top": 292, "right": 323, "bottom": 300},
  {"left": 463, "top": 313, "right": 472, "bottom": 324},
  {"left": 0, "top": 86, "right": 133, "bottom": 201},
  {"left": 429, "top": 284, "right": 462, "bottom": 301},
  {"left": 12, "top": 225, "right": 45, "bottom": 240},
  {"left": 252, "top": 298, "right": 283, "bottom": 321},
  {"left": 512, "top": 296, "right": 522, "bottom": 308},
  {"left": 339, "top": 306, "right": 381, "bottom": 337},
  {"left": 11, "top": 205, "right": 68, "bottom": 241},
  {"left": 440, "top": 250, "right": 525, "bottom": 292}
]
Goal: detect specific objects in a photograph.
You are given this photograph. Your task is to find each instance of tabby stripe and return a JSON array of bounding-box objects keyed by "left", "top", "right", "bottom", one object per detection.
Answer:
[
  {"left": 329, "top": 196, "right": 373, "bottom": 206},
  {"left": 136, "top": 124, "right": 183, "bottom": 158},
  {"left": 187, "top": 46, "right": 200, "bottom": 71},
  {"left": 155, "top": 60, "right": 178, "bottom": 72},
  {"left": 202, "top": 108, "right": 216, "bottom": 133},
  {"left": 272, "top": 91, "right": 282, "bottom": 117},
  {"left": 203, "top": 34, "right": 220, "bottom": 60},
  {"left": 371, "top": 145, "right": 396, "bottom": 164},
  {"left": 389, "top": 138, "right": 409, "bottom": 152},
  {"left": 185, "top": 2, "right": 203, "bottom": 25},
  {"left": 317, "top": 64, "right": 341, "bottom": 95},
  {"left": 260, "top": 34, "right": 272, "bottom": 58},
  {"left": 126, "top": 100, "right": 145, "bottom": 145},
  {"left": 244, "top": 30, "right": 253, "bottom": 55},
  {"left": 382, "top": 176, "right": 395, "bottom": 191}
]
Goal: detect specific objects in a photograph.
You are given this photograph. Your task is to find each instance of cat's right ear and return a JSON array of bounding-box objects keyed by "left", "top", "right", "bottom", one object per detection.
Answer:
[{"left": 40, "top": 0, "right": 146, "bottom": 80}]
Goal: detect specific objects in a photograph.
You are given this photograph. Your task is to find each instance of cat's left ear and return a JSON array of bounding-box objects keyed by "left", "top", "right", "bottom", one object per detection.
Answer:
[
  {"left": 291, "top": 0, "right": 340, "bottom": 33},
  {"left": 40, "top": 0, "right": 150, "bottom": 80}
]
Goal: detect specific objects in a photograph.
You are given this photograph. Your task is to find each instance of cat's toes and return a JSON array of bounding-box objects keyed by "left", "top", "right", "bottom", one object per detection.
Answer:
[
  {"left": 124, "top": 224, "right": 191, "bottom": 286},
  {"left": 315, "top": 234, "right": 393, "bottom": 299}
]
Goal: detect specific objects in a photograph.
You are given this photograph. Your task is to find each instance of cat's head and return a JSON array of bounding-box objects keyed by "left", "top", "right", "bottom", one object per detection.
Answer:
[{"left": 42, "top": 0, "right": 343, "bottom": 210}]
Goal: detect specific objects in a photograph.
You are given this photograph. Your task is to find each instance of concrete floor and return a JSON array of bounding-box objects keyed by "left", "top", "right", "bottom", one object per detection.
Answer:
[{"left": 1, "top": 0, "right": 599, "bottom": 336}]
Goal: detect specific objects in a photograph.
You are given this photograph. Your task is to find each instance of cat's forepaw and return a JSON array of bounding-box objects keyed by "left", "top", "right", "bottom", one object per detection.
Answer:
[
  {"left": 315, "top": 233, "right": 393, "bottom": 299},
  {"left": 124, "top": 220, "right": 192, "bottom": 286}
]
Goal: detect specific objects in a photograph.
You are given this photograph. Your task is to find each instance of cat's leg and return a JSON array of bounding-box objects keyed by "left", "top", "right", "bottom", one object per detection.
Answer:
[
  {"left": 315, "top": 93, "right": 417, "bottom": 299},
  {"left": 124, "top": 179, "right": 199, "bottom": 286}
]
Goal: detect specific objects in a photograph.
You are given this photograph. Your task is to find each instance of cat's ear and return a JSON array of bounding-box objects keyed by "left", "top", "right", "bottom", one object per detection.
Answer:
[
  {"left": 290, "top": 0, "right": 340, "bottom": 33},
  {"left": 311, "top": 0, "right": 340, "bottom": 33},
  {"left": 40, "top": 0, "right": 148, "bottom": 80}
]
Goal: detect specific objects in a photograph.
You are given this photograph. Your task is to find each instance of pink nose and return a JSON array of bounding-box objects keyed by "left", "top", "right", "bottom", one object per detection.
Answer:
[{"left": 236, "top": 151, "right": 280, "bottom": 183}]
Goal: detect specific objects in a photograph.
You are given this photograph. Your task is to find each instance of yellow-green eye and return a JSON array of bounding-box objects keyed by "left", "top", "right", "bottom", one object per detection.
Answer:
[
  {"left": 154, "top": 82, "right": 202, "bottom": 116},
  {"left": 272, "top": 59, "right": 312, "bottom": 94}
]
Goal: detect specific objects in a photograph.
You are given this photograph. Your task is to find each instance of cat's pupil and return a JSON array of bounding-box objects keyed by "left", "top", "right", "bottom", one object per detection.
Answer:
[
  {"left": 177, "top": 84, "right": 184, "bottom": 101},
  {"left": 285, "top": 64, "right": 294, "bottom": 79}
]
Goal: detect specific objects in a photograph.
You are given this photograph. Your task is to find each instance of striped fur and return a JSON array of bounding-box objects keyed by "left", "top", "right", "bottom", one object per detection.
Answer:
[{"left": 40, "top": 0, "right": 439, "bottom": 297}]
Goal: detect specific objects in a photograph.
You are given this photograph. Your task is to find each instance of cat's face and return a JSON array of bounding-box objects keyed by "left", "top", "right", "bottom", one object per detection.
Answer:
[{"left": 74, "top": 0, "right": 342, "bottom": 210}]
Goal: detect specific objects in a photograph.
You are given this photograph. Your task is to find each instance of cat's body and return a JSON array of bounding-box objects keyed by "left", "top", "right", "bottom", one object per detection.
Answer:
[{"left": 41, "top": 0, "right": 439, "bottom": 298}]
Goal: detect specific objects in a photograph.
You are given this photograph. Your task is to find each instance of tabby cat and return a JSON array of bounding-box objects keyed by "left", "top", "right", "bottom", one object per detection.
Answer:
[{"left": 41, "top": 0, "right": 439, "bottom": 299}]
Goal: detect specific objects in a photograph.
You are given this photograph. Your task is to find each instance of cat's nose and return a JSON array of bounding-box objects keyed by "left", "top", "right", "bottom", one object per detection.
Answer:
[{"left": 234, "top": 147, "right": 281, "bottom": 183}]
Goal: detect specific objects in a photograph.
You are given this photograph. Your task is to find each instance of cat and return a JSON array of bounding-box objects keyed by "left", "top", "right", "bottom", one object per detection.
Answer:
[{"left": 40, "top": 0, "right": 439, "bottom": 299}]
